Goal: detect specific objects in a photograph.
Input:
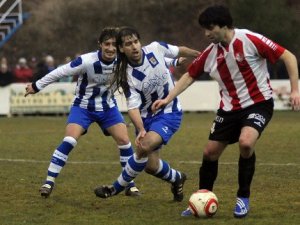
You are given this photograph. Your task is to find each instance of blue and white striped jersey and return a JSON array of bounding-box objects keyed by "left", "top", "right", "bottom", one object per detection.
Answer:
[
  {"left": 35, "top": 51, "right": 117, "bottom": 111},
  {"left": 126, "top": 42, "right": 182, "bottom": 118}
]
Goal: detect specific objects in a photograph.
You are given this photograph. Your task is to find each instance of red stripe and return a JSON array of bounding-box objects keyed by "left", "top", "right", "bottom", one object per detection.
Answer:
[
  {"left": 246, "top": 33, "right": 285, "bottom": 64},
  {"left": 232, "top": 39, "right": 265, "bottom": 104},
  {"left": 188, "top": 45, "right": 214, "bottom": 79},
  {"left": 204, "top": 198, "right": 218, "bottom": 217},
  {"left": 188, "top": 202, "right": 199, "bottom": 217},
  {"left": 219, "top": 90, "right": 224, "bottom": 109},
  {"left": 216, "top": 46, "right": 241, "bottom": 110}
]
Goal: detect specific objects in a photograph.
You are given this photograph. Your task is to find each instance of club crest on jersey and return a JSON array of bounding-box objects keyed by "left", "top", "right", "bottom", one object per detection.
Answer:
[
  {"left": 146, "top": 53, "right": 158, "bottom": 67},
  {"left": 234, "top": 52, "right": 244, "bottom": 62}
]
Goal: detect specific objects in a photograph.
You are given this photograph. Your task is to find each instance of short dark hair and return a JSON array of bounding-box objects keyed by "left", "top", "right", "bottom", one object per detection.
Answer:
[
  {"left": 98, "top": 27, "right": 118, "bottom": 43},
  {"left": 198, "top": 5, "right": 233, "bottom": 29}
]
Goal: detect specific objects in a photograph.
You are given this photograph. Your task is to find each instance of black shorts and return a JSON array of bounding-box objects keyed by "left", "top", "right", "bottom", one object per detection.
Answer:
[{"left": 208, "top": 99, "right": 274, "bottom": 144}]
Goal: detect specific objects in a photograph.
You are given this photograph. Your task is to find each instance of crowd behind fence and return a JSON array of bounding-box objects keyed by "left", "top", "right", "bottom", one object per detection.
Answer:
[{"left": 0, "top": 53, "right": 296, "bottom": 88}]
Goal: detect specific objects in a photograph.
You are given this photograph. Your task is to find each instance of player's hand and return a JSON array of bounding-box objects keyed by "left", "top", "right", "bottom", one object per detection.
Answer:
[
  {"left": 24, "top": 83, "right": 36, "bottom": 97},
  {"left": 290, "top": 91, "right": 300, "bottom": 111},
  {"left": 151, "top": 99, "right": 168, "bottom": 113},
  {"left": 177, "top": 57, "right": 188, "bottom": 66},
  {"left": 135, "top": 129, "right": 146, "bottom": 148}
]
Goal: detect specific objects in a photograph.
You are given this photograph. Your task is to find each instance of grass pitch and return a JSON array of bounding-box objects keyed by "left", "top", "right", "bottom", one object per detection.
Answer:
[{"left": 0, "top": 111, "right": 299, "bottom": 225}]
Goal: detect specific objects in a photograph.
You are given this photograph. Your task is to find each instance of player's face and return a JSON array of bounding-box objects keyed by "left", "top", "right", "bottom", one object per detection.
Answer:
[
  {"left": 100, "top": 37, "right": 117, "bottom": 62},
  {"left": 119, "top": 35, "right": 142, "bottom": 65},
  {"left": 204, "top": 25, "right": 227, "bottom": 44}
]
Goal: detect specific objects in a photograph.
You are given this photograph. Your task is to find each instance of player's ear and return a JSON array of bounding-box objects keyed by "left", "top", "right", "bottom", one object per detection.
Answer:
[{"left": 98, "top": 41, "right": 102, "bottom": 50}]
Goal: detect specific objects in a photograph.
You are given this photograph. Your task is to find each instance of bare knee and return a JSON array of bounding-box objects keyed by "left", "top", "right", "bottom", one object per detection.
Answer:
[
  {"left": 239, "top": 137, "right": 254, "bottom": 158},
  {"left": 116, "top": 137, "right": 130, "bottom": 146},
  {"left": 203, "top": 147, "right": 221, "bottom": 161}
]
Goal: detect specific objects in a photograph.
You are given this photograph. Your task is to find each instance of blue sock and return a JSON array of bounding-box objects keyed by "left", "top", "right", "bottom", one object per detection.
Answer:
[
  {"left": 113, "top": 153, "right": 147, "bottom": 193},
  {"left": 118, "top": 142, "right": 135, "bottom": 189},
  {"left": 154, "top": 159, "right": 181, "bottom": 183},
  {"left": 45, "top": 136, "right": 77, "bottom": 185}
]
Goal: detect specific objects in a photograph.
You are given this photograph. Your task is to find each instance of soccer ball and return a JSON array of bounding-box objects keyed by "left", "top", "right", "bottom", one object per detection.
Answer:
[{"left": 188, "top": 189, "right": 219, "bottom": 218}]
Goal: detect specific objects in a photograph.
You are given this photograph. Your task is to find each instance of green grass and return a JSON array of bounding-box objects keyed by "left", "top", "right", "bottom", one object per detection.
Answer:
[{"left": 0, "top": 111, "right": 299, "bottom": 225}]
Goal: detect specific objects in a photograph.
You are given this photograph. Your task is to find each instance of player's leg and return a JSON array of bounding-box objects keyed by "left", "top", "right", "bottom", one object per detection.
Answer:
[
  {"left": 40, "top": 123, "right": 84, "bottom": 197},
  {"left": 106, "top": 122, "right": 140, "bottom": 196},
  {"left": 143, "top": 111, "right": 186, "bottom": 201},
  {"left": 183, "top": 111, "right": 233, "bottom": 216},
  {"left": 40, "top": 106, "right": 89, "bottom": 198},
  {"left": 234, "top": 99, "right": 273, "bottom": 218},
  {"left": 145, "top": 149, "right": 187, "bottom": 202},
  {"left": 199, "top": 140, "right": 227, "bottom": 191},
  {"left": 94, "top": 130, "right": 160, "bottom": 198}
]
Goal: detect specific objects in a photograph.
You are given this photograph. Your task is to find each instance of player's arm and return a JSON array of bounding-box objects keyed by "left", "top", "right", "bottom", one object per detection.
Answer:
[
  {"left": 128, "top": 108, "right": 146, "bottom": 147},
  {"left": 279, "top": 49, "right": 300, "bottom": 110},
  {"left": 165, "top": 57, "right": 187, "bottom": 68},
  {"left": 126, "top": 83, "right": 146, "bottom": 146},
  {"left": 152, "top": 72, "right": 195, "bottom": 112},
  {"left": 25, "top": 57, "right": 85, "bottom": 97},
  {"left": 178, "top": 46, "right": 200, "bottom": 58}
]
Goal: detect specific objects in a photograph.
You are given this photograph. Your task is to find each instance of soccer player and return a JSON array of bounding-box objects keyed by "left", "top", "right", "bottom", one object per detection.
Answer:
[
  {"left": 152, "top": 5, "right": 300, "bottom": 217},
  {"left": 94, "top": 26, "right": 200, "bottom": 201},
  {"left": 24, "top": 27, "right": 140, "bottom": 198}
]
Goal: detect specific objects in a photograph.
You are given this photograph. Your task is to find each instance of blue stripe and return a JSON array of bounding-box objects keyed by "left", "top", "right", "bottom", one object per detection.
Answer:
[
  {"left": 113, "top": 181, "right": 125, "bottom": 193},
  {"left": 120, "top": 148, "right": 133, "bottom": 157},
  {"left": 156, "top": 160, "right": 170, "bottom": 178},
  {"left": 158, "top": 41, "right": 169, "bottom": 49},
  {"left": 122, "top": 170, "right": 134, "bottom": 182},
  {"left": 74, "top": 73, "right": 88, "bottom": 106},
  {"left": 57, "top": 142, "right": 73, "bottom": 155},
  {"left": 127, "top": 156, "right": 146, "bottom": 172},
  {"left": 47, "top": 171, "right": 58, "bottom": 178},
  {"left": 162, "top": 82, "right": 169, "bottom": 98},
  {"left": 93, "top": 61, "right": 103, "bottom": 74},
  {"left": 125, "top": 89, "right": 131, "bottom": 98},
  {"left": 70, "top": 57, "right": 82, "bottom": 68},
  {"left": 87, "top": 87, "right": 100, "bottom": 111},
  {"left": 101, "top": 90, "right": 109, "bottom": 111},
  {"left": 132, "top": 69, "right": 146, "bottom": 81},
  {"left": 166, "top": 170, "right": 173, "bottom": 180},
  {"left": 51, "top": 157, "right": 65, "bottom": 167},
  {"left": 147, "top": 91, "right": 159, "bottom": 117},
  {"left": 136, "top": 89, "right": 146, "bottom": 111},
  {"left": 172, "top": 97, "right": 179, "bottom": 112}
]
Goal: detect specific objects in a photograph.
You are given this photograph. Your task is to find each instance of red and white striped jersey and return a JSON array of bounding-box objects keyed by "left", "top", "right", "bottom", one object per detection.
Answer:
[{"left": 188, "top": 28, "right": 285, "bottom": 111}]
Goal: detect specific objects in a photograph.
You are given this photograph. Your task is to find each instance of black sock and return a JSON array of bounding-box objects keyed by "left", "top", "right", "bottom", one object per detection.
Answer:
[
  {"left": 237, "top": 152, "right": 256, "bottom": 198},
  {"left": 199, "top": 159, "right": 218, "bottom": 191}
]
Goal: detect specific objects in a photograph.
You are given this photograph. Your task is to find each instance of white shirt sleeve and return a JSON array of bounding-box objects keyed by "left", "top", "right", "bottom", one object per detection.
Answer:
[
  {"left": 36, "top": 58, "right": 86, "bottom": 90},
  {"left": 150, "top": 42, "right": 179, "bottom": 59}
]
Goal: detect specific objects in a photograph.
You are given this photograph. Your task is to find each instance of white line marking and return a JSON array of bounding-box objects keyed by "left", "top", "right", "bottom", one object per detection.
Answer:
[{"left": 0, "top": 158, "right": 298, "bottom": 166}]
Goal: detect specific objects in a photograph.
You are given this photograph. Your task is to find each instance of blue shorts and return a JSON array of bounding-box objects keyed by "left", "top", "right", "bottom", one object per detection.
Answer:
[
  {"left": 142, "top": 111, "right": 182, "bottom": 145},
  {"left": 67, "top": 106, "right": 125, "bottom": 136}
]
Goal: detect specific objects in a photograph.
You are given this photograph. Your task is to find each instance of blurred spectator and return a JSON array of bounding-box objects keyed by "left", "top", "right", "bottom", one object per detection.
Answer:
[
  {"left": 13, "top": 57, "right": 33, "bottom": 83},
  {"left": 28, "top": 57, "right": 38, "bottom": 74},
  {"left": 34, "top": 55, "right": 57, "bottom": 81},
  {"left": 1, "top": 56, "right": 8, "bottom": 66},
  {"left": 0, "top": 63, "right": 13, "bottom": 86}
]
